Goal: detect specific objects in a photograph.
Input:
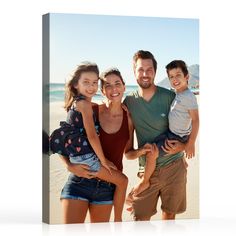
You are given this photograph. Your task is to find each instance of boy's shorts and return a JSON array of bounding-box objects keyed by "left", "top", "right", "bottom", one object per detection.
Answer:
[{"left": 129, "top": 157, "right": 187, "bottom": 220}]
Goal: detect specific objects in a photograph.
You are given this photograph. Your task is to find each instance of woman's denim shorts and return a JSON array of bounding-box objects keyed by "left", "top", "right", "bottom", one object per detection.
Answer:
[{"left": 60, "top": 174, "right": 115, "bottom": 205}]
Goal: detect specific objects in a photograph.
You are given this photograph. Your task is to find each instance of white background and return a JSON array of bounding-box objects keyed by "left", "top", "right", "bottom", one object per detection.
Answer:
[{"left": 0, "top": 0, "right": 236, "bottom": 235}]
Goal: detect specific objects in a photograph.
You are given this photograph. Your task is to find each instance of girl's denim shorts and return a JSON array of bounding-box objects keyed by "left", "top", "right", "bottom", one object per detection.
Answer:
[{"left": 60, "top": 174, "right": 115, "bottom": 205}]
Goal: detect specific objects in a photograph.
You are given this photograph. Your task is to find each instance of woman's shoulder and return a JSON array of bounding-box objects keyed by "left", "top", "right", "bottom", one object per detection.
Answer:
[{"left": 121, "top": 105, "right": 133, "bottom": 126}]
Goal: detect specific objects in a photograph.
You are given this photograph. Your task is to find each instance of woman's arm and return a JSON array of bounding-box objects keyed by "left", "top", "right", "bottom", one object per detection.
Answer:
[{"left": 60, "top": 155, "right": 97, "bottom": 178}]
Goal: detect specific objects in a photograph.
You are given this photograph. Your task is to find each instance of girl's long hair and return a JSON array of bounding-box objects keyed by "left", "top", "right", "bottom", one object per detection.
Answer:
[{"left": 64, "top": 62, "right": 99, "bottom": 112}]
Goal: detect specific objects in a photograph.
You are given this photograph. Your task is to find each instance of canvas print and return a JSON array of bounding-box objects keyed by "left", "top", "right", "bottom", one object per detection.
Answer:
[{"left": 43, "top": 13, "right": 199, "bottom": 224}]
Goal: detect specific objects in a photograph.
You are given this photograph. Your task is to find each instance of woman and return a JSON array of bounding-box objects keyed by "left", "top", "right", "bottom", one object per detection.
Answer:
[{"left": 59, "top": 68, "right": 134, "bottom": 223}]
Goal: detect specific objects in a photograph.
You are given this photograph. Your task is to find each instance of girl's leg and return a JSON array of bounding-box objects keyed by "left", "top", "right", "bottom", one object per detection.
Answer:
[
  {"left": 89, "top": 204, "right": 113, "bottom": 223},
  {"left": 96, "top": 168, "right": 128, "bottom": 222},
  {"left": 61, "top": 199, "right": 89, "bottom": 224}
]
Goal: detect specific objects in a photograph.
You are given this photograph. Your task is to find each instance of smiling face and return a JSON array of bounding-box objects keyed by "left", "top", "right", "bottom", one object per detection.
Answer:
[
  {"left": 74, "top": 72, "right": 99, "bottom": 99},
  {"left": 134, "top": 58, "right": 156, "bottom": 89},
  {"left": 101, "top": 74, "right": 125, "bottom": 102},
  {"left": 168, "top": 67, "right": 189, "bottom": 93}
]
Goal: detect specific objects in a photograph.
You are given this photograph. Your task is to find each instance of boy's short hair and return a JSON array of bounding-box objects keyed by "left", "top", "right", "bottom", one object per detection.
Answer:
[{"left": 166, "top": 60, "right": 188, "bottom": 77}]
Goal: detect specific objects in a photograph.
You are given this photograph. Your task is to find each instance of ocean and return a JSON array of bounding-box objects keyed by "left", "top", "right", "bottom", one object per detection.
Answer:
[
  {"left": 49, "top": 83, "right": 199, "bottom": 103},
  {"left": 50, "top": 83, "right": 138, "bottom": 103}
]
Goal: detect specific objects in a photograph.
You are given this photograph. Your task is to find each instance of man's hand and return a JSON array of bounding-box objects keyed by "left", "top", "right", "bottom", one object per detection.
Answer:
[
  {"left": 161, "top": 139, "right": 185, "bottom": 155},
  {"left": 68, "top": 163, "right": 98, "bottom": 179}
]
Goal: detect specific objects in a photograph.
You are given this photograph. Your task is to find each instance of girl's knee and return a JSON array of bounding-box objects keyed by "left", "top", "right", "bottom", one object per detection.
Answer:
[{"left": 117, "top": 174, "right": 128, "bottom": 187}]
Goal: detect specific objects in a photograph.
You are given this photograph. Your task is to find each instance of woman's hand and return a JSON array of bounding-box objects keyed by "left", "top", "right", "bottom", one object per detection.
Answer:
[
  {"left": 105, "top": 159, "right": 118, "bottom": 170},
  {"left": 100, "top": 159, "right": 112, "bottom": 175},
  {"left": 100, "top": 159, "right": 117, "bottom": 175},
  {"left": 67, "top": 163, "right": 98, "bottom": 179},
  {"left": 60, "top": 155, "right": 97, "bottom": 178}
]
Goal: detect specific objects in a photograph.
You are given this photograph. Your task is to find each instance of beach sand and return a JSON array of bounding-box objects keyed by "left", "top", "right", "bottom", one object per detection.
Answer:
[{"left": 48, "top": 98, "right": 199, "bottom": 224}]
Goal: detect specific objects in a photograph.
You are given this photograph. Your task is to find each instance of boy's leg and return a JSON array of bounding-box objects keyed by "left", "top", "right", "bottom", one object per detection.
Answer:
[
  {"left": 131, "top": 171, "right": 161, "bottom": 221},
  {"left": 132, "top": 152, "right": 157, "bottom": 196},
  {"left": 96, "top": 167, "right": 128, "bottom": 222},
  {"left": 132, "top": 144, "right": 158, "bottom": 196}
]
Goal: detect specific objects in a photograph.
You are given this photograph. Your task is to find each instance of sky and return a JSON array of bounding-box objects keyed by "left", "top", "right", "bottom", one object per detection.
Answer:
[{"left": 49, "top": 13, "right": 199, "bottom": 85}]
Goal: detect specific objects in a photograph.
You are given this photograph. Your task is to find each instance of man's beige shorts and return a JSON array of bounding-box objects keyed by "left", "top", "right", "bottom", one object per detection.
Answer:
[{"left": 130, "top": 157, "right": 187, "bottom": 220}]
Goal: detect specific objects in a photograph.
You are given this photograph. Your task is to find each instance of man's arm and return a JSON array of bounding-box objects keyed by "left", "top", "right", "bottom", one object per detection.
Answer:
[
  {"left": 124, "top": 111, "right": 152, "bottom": 160},
  {"left": 162, "top": 111, "right": 199, "bottom": 156},
  {"left": 161, "top": 139, "right": 186, "bottom": 155}
]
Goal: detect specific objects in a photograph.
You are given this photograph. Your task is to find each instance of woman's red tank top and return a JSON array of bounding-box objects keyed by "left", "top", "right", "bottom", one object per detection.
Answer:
[{"left": 93, "top": 105, "right": 129, "bottom": 171}]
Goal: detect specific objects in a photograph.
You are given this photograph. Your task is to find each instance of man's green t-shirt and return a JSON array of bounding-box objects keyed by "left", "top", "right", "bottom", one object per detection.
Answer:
[{"left": 124, "top": 86, "right": 184, "bottom": 171}]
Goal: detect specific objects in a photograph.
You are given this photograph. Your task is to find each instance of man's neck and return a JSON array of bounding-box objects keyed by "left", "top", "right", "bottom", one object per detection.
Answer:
[{"left": 138, "top": 85, "right": 157, "bottom": 102}]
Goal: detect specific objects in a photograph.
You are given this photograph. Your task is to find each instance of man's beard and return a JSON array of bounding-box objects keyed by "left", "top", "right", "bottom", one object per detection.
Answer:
[{"left": 137, "top": 77, "right": 153, "bottom": 89}]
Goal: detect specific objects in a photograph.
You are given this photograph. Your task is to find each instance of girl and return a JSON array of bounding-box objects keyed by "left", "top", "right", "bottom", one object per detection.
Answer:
[{"left": 50, "top": 62, "right": 128, "bottom": 222}]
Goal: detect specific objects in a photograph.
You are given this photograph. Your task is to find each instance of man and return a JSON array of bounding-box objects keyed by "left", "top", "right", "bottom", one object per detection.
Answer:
[{"left": 124, "top": 50, "right": 186, "bottom": 220}]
